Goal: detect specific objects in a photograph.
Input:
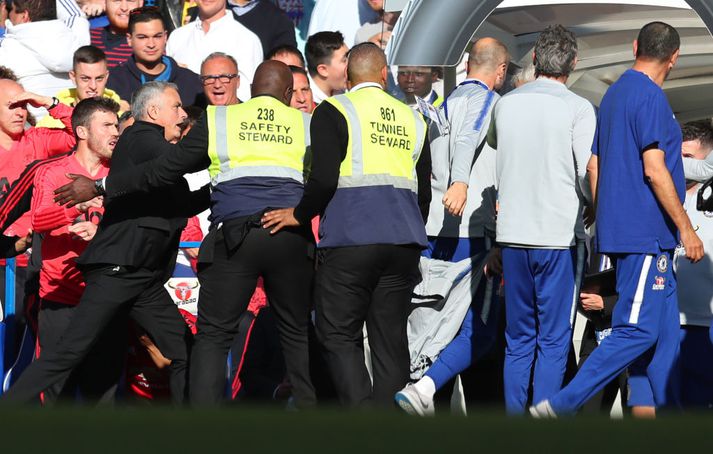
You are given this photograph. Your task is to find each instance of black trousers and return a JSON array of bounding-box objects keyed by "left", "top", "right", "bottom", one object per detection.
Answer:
[
  {"left": 190, "top": 226, "right": 316, "bottom": 407},
  {"left": 3, "top": 265, "right": 191, "bottom": 405},
  {"left": 315, "top": 245, "right": 420, "bottom": 407},
  {"left": 37, "top": 299, "right": 126, "bottom": 403},
  {"left": 578, "top": 321, "right": 628, "bottom": 414}
]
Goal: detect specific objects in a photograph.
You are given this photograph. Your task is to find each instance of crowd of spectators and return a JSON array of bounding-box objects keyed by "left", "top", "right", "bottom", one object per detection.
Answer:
[{"left": 0, "top": 0, "right": 711, "bottom": 415}]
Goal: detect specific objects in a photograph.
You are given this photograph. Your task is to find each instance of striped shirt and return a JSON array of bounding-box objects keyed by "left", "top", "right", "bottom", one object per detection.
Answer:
[{"left": 90, "top": 26, "right": 132, "bottom": 68}]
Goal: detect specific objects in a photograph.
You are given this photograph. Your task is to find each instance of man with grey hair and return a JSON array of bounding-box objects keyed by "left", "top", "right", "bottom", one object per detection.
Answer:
[
  {"left": 486, "top": 24, "right": 596, "bottom": 415},
  {"left": 200, "top": 52, "right": 241, "bottom": 106},
  {"left": 3, "top": 81, "right": 210, "bottom": 405}
]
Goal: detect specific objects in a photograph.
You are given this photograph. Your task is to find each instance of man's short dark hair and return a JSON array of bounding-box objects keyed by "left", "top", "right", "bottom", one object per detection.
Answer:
[
  {"left": 636, "top": 22, "right": 680, "bottom": 61},
  {"left": 71, "top": 97, "right": 120, "bottom": 139},
  {"left": 0, "top": 65, "right": 18, "bottom": 81},
  {"left": 8, "top": 0, "right": 55, "bottom": 22},
  {"left": 180, "top": 105, "right": 204, "bottom": 135},
  {"left": 305, "top": 31, "right": 345, "bottom": 77},
  {"left": 533, "top": 24, "right": 578, "bottom": 78},
  {"left": 73, "top": 46, "right": 107, "bottom": 68},
  {"left": 289, "top": 65, "right": 308, "bottom": 78},
  {"left": 268, "top": 45, "right": 306, "bottom": 67},
  {"left": 128, "top": 6, "right": 166, "bottom": 34},
  {"left": 682, "top": 120, "right": 713, "bottom": 150}
]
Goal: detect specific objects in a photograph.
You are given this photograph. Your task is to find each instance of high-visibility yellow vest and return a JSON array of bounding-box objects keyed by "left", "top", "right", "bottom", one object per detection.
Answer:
[
  {"left": 206, "top": 96, "right": 310, "bottom": 186},
  {"left": 318, "top": 85, "right": 428, "bottom": 248},
  {"left": 325, "top": 86, "right": 427, "bottom": 194}
]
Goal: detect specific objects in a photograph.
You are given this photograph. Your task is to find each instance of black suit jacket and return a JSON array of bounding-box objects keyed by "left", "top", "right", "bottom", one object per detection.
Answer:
[{"left": 77, "top": 121, "right": 209, "bottom": 272}]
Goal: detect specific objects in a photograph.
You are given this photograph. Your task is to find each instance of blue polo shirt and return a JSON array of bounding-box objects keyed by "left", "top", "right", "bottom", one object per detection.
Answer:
[{"left": 595, "top": 69, "right": 684, "bottom": 254}]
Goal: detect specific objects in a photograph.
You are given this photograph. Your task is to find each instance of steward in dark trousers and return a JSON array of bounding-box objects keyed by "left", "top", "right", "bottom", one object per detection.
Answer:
[
  {"left": 263, "top": 43, "right": 432, "bottom": 407},
  {"left": 50, "top": 61, "right": 317, "bottom": 408},
  {"left": 189, "top": 62, "right": 315, "bottom": 408},
  {"left": 3, "top": 82, "right": 209, "bottom": 405}
]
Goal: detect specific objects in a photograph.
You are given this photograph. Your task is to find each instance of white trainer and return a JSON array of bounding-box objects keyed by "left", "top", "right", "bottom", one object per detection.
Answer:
[
  {"left": 394, "top": 383, "right": 435, "bottom": 416},
  {"left": 529, "top": 400, "right": 557, "bottom": 418}
]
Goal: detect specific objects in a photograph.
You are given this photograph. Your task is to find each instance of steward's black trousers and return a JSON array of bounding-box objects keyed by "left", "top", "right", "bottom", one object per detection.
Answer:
[
  {"left": 190, "top": 224, "right": 316, "bottom": 407},
  {"left": 3, "top": 266, "right": 191, "bottom": 405},
  {"left": 314, "top": 244, "right": 421, "bottom": 407}
]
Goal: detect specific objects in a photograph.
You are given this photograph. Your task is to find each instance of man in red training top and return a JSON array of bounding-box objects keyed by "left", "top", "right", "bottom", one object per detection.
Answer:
[
  {"left": 0, "top": 68, "right": 77, "bottom": 323},
  {"left": 29, "top": 97, "right": 122, "bottom": 402}
]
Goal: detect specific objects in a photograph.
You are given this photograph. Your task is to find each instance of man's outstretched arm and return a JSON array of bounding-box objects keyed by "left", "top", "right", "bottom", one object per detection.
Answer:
[{"left": 54, "top": 115, "right": 211, "bottom": 206}]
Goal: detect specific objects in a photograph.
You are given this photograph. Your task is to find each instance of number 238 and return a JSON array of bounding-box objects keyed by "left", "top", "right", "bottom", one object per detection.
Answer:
[{"left": 257, "top": 108, "right": 275, "bottom": 121}]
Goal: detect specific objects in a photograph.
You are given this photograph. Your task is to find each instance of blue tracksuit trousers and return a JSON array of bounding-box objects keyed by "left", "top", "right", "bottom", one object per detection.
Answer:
[
  {"left": 502, "top": 245, "right": 584, "bottom": 414},
  {"left": 549, "top": 250, "right": 679, "bottom": 414}
]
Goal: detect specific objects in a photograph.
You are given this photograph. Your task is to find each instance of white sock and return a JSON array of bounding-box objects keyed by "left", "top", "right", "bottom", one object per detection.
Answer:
[{"left": 413, "top": 376, "right": 436, "bottom": 400}]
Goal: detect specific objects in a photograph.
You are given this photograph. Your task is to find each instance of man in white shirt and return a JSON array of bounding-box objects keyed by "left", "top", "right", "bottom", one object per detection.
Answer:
[
  {"left": 305, "top": 31, "right": 348, "bottom": 104},
  {"left": 166, "top": 0, "right": 262, "bottom": 103},
  {"left": 1, "top": 0, "right": 89, "bottom": 119},
  {"left": 675, "top": 120, "right": 713, "bottom": 409}
]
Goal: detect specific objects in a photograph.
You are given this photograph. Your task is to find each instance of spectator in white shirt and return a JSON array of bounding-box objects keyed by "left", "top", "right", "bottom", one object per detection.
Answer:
[
  {"left": 0, "top": 0, "right": 89, "bottom": 120},
  {"left": 305, "top": 30, "right": 347, "bottom": 104},
  {"left": 166, "top": 0, "right": 262, "bottom": 103}
]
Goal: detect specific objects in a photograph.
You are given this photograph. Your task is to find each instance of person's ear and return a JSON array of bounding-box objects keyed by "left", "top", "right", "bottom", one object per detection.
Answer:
[
  {"left": 670, "top": 48, "right": 680, "bottom": 68},
  {"left": 69, "top": 70, "right": 77, "bottom": 85},
  {"left": 633, "top": 39, "right": 638, "bottom": 58},
  {"left": 147, "top": 103, "right": 159, "bottom": 121},
  {"left": 316, "top": 63, "right": 330, "bottom": 79},
  {"left": 76, "top": 125, "right": 89, "bottom": 141},
  {"left": 380, "top": 66, "right": 388, "bottom": 88},
  {"left": 126, "top": 33, "right": 133, "bottom": 48}
]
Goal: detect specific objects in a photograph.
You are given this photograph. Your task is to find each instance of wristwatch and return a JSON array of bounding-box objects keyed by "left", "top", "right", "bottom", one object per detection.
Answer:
[
  {"left": 94, "top": 178, "right": 106, "bottom": 196},
  {"left": 47, "top": 97, "right": 60, "bottom": 110}
]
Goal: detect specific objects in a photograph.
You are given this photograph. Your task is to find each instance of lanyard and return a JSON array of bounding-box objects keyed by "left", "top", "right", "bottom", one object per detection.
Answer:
[{"left": 443, "top": 79, "right": 489, "bottom": 120}]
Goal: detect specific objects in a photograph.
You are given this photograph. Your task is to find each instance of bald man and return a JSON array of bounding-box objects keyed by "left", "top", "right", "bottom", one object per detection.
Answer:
[
  {"left": 53, "top": 60, "right": 317, "bottom": 408},
  {"left": 395, "top": 37, "right": 510, "bottom": 415},
  {"left": 263, "top": 43, "right": 432, "bottom": 407}
]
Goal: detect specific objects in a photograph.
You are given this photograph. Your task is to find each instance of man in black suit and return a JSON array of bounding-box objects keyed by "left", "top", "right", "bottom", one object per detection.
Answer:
[
  {"left": 3, "top": 82, "right": 209, "bottom": 405},
  {"left": 53, "top": 61, "right": 318, "bottom": 408}
]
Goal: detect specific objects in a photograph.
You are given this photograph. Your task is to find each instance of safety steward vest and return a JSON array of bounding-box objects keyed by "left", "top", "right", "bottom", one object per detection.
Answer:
[
  {"left": 318, "top": 85, "right": 428, "bottom": 248},
  {"left": 206, "top": 96, "right": 310, "bottom": 222},
  {"left": 206, "top": 95, "right": 310, "bottom": 185}
]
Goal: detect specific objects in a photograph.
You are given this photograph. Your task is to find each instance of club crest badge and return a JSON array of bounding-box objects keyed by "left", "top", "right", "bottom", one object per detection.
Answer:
[{"left": 656, "top": 255, "right": 667, "bottom": 273}]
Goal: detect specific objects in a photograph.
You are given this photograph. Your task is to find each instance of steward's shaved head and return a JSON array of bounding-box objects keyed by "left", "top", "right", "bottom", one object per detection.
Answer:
[
  {"left": 468, "top": 37, "right": 509, "bottom": 72},
  {"left": 251, "top": 60, "right": 294, "bottom": 105},
  {"left": 346, "top": 42, "right": 387, "bottom": 85}
]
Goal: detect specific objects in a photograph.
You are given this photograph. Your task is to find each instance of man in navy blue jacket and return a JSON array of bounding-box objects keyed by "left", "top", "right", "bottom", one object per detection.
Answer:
[{"left": 107, "top": 7, "right": 202, "bottom": 107}]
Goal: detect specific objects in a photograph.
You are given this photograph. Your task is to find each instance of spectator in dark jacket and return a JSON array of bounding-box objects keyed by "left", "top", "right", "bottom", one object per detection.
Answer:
[{"left": 107, "top": 7, "right": 202, "bottom": 107}]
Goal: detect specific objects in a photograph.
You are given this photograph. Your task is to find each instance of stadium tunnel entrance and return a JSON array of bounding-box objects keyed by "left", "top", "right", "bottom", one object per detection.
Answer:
[{"left": 386, "top": 0, "right": 713, "bottom": 121}]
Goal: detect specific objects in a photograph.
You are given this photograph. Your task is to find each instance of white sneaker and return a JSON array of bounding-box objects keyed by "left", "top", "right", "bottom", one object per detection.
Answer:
[
  {"left": 529, "top": 400, "right": 557, "bottom": 418},
  {"left": 394, "top": 383, "right": 435, "bottom": 416}
]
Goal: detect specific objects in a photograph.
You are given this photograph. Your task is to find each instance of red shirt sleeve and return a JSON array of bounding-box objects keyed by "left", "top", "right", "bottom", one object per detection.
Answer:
[
  {"left": 180, "top": 216, "right": 204, "bottom": 242},
  {"left": 26, "top": 104, "right": 77, "bottom": 160},
  {"left": 31, "top": 163, "right": 82, "bottom": 233}
]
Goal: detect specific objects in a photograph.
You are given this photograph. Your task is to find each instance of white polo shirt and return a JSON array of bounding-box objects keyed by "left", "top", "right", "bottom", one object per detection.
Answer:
[
  {"left": 166, "top": 12, "right": 263, "bottom": 102},
  {"left": 676, "top": 187, "right": 713, "bottom": 327}
]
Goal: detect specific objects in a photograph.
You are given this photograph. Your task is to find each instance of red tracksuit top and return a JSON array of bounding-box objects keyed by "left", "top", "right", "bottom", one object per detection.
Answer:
[
  {"left": 31, "top": 153, "right": 109, "bottom": 305},
  {"left": 1, "top": 104, "right": 76, "bottom": 266}
]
